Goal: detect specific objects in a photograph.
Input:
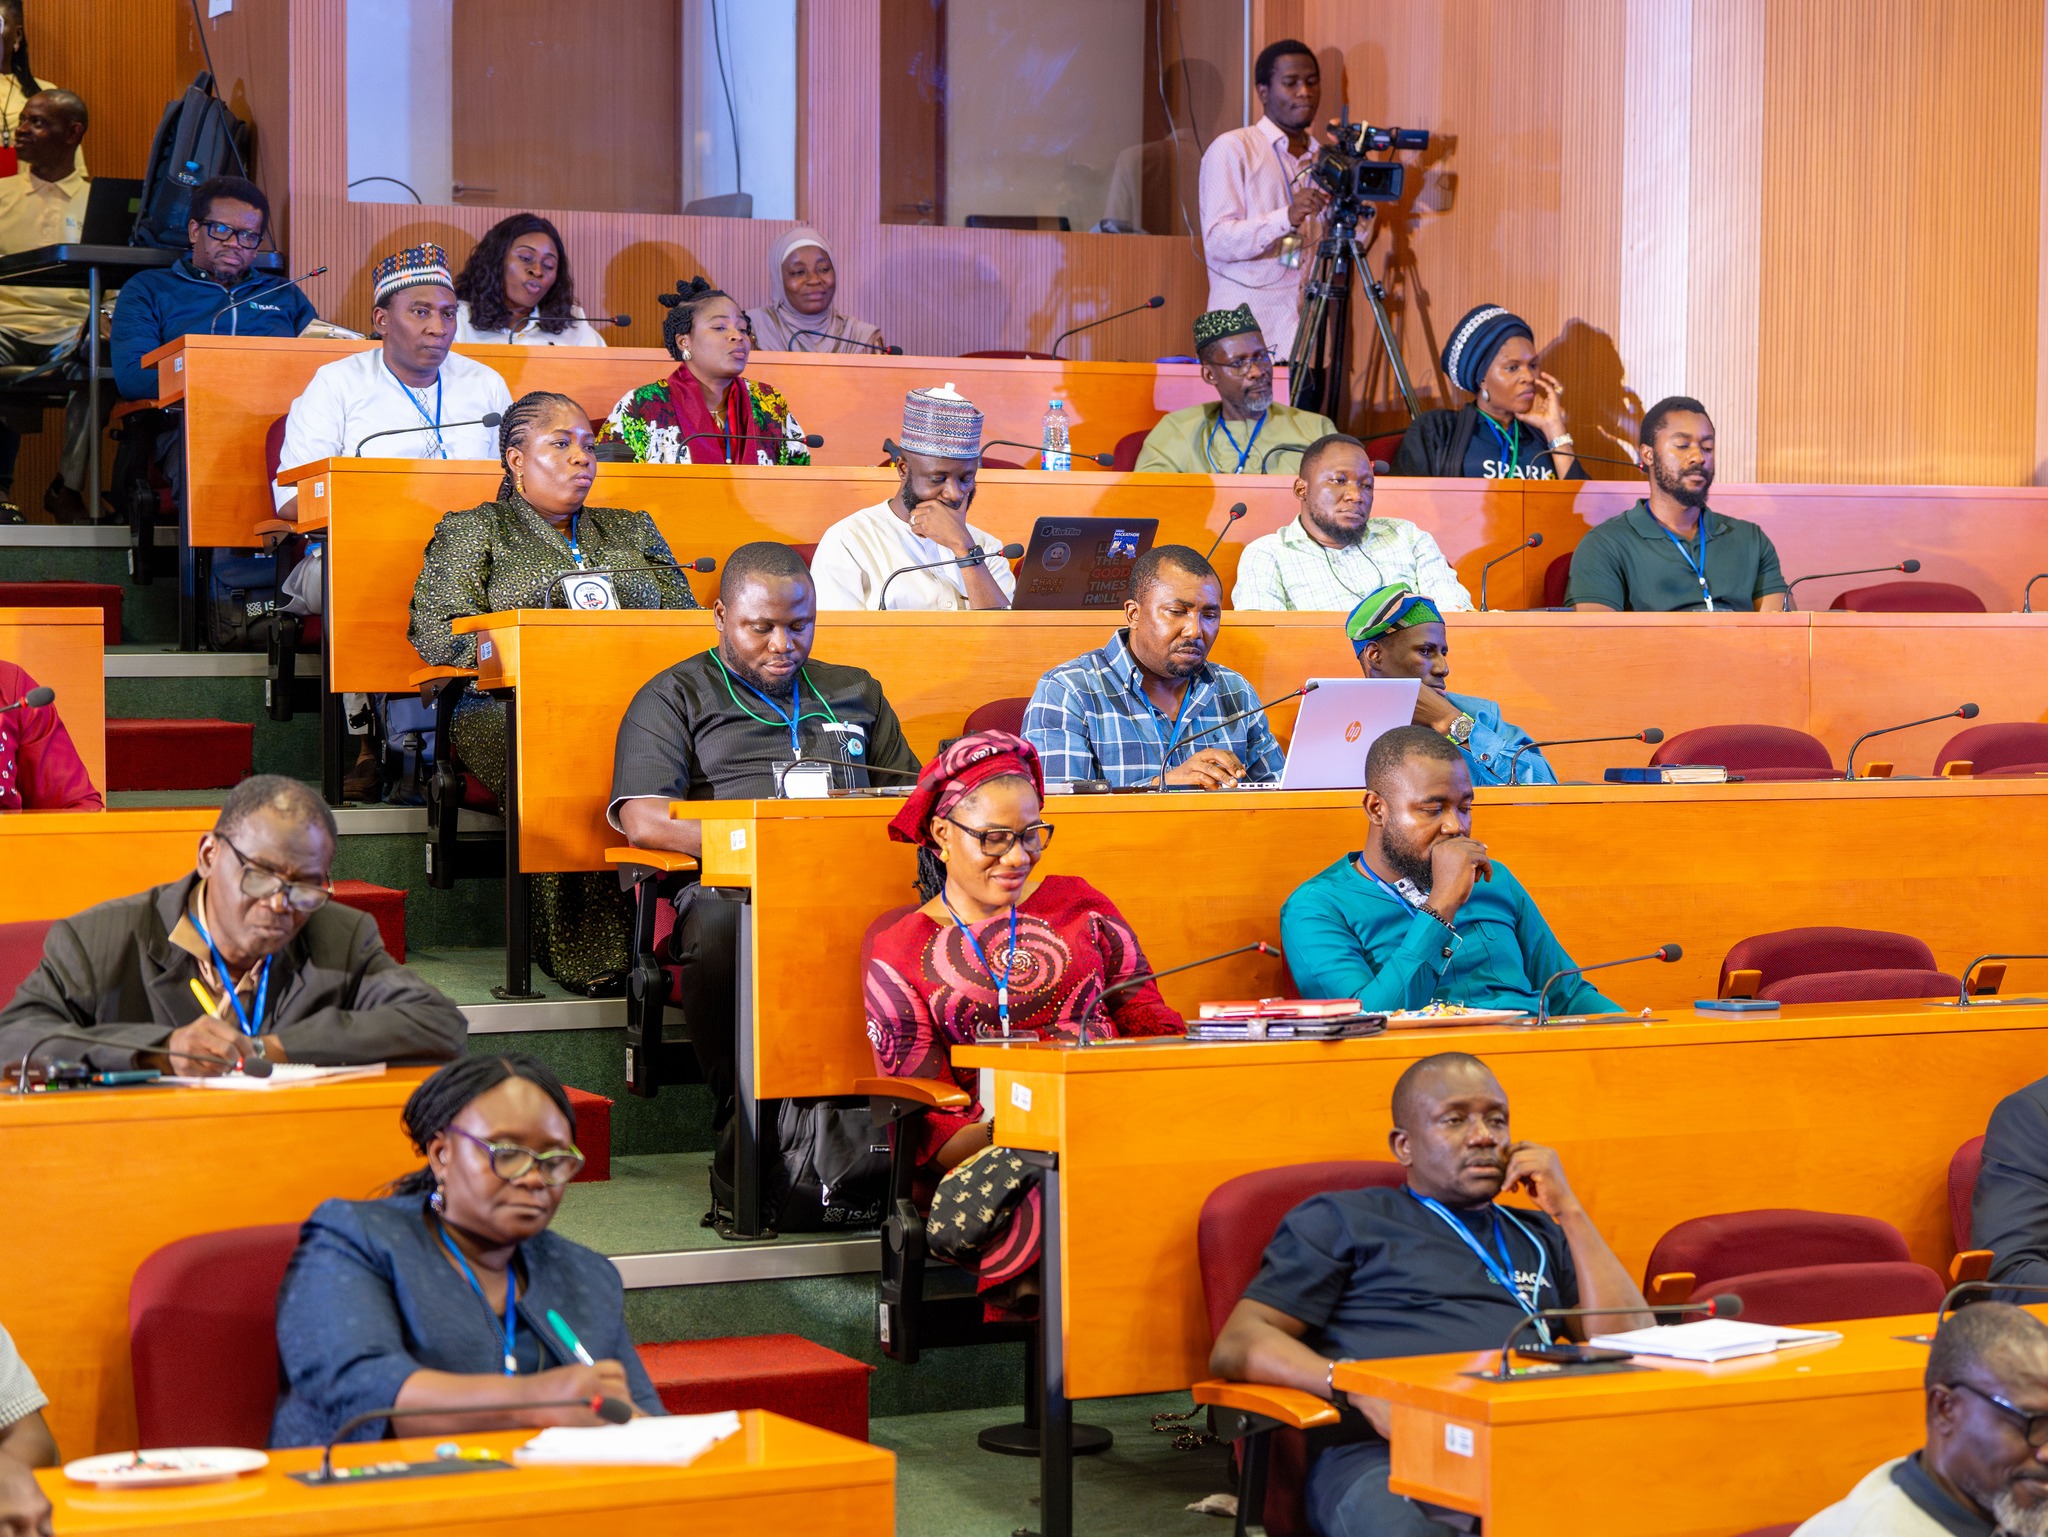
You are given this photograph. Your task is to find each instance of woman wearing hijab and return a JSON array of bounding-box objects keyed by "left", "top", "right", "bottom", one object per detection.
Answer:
[
  {"left": 744, "top": 227, "right": 885, "bottom": 354},
  {"left": 863, "top": 732, "right": 1182, "bottom": 1314},
  {"left": 453, "top": 213, "right": 605, "bottom": 347},
  {"left": 271, "top": 1055, "right": 664, "bottom": 1447},
  {"left": 1390, "top": 304, "right": 1584, "bottom": 480},
  {"left": 598, "top": 276, "right": 810, "bottom": 465}
]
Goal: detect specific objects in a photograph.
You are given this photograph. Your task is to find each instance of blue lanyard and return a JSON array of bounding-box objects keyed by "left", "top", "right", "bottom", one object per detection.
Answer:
[
  {"left": 708, "top": 649, "right": 836, "bottom": 757},
  {"left": 566, "top": 511, "right": 587, "bottom": 570},
  {"left": 385, "top": 359, "right": 445, "bottom": 458},
  {"left": 188, "top": 904, "right": 270, "bottom": 1038},
  {"left": 1481, "top": 414, "right": 1522, "bottom": 473},
  {"left": 1206, "top": 409, "right": 1267, "bottom": 474},
  {"left": 939, "top": 891, "right": 1020, "bottom": 1033},
  {"left": 439, "top": 1225, "right": 519, "bottom": 1375},
  {"left": 1660, "top": 514, "right": 1713, "bottom": 610},
  {"left": 1151, "top": 676, "right": 1200, "bottom": 779},
  {"left": 1406, "top": 1189, "right": 1552, "bottom": 1343},
  {"left": 1357, "top": 857, "right": 1422, "bottom": 910}
]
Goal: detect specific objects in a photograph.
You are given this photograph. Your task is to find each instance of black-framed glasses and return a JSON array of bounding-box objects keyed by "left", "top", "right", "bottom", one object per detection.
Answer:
[
  {"left": 198, "top": 220, "right": 265, "bottom": 250},
  {"left": 1949, "top": 1380, "right": 2048, "bottom": 1447},
  {"left": 450, "top": 1125, "right": 586, "bottom": 1186},
  {"left": 217, "top": 834, "right": 334, "bottom": 913},
  {"left": 942, "top": 816, "right": 1054, "bottom": 856},
  {"left": 1211, "top": 350, "right": 1274, "bottom": 376}
]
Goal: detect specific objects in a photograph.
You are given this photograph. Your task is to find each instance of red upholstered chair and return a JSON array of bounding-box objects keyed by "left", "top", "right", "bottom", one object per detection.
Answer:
[
  {"left": 1952, "top": 1136, "right": 1985, "bottom": 1252},
  {"left": 1364, "top": 432, "right": 1405, "bottom": 471},
  {"left": 1731, "top": 1527, "right": 1802, "bottom": 1537},
  {"left": 1192, "top": 1162, "right": 1410, "bottom": 1537},
  {"left": 960, "top": 349, "right": 1058, "bottom": 360},
  {"left": 963, "top": 697, "right": 1029, "bottom": 737},
  {"left": 130, "top": 1224, "right": 302, "bottom": 1447},
  {"left": 1543, "top": 551, "right": 1573, "bottom": 608},
  {"left": 0, "top": 918, "right": 52, "bottom": 1003},
  {"left": 263, "top": 413, "right": 289, "bottom": 483},
  {"left": 1762, "top": 968, "right": 1961, "bottom": 1004},
  {"left": 1112, "top": 429, "right": 1150, "bottom": 472},
  {"left": 1935, "top": 722, "right": 2048, "bottom": 779},
  {"left": 1642, "top": 1209, "right": 1946, "bottom": 1326},
  {"left": 1719, "top": 926, "right": 1939, "bottom": 995},
  {"left": 980, "top": 455, "right": 1026, "bottom": 469},
  {"left": 1830, "top": 580, "right": 1985, "bottom": 613},
  {"left": 791, "top": 542, "right": 818, "bottom": 568},
  {"left": 1652, "top": 724, "right": 1840, "bottom": 781}
]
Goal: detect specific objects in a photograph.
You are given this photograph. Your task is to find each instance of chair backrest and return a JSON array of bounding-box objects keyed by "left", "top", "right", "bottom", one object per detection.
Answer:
[
  {"left": 1761, "top": 968, "right": 1960, "bottom": 1005},
  {"left": 1699, "top": 1260, "right": 1947, "bottom": 1326},
  {"left": 790, "top": 542, "right": 818, "bottom": 568},
  {"left": 963, "top": 697, "right": 1029, "bottom": 738},
  {"left": 1652, "top": 724, "right": 1838, "bottom": 778},
  {"left": 1543, "top": 551, "right": 1574, "bottom": 608},
  {"left": 1952, "top": 1135, "right": 1985, "bottom": 1252},
  {"left": 980, "top": 456, "right": 1026, "bottom": 470},
  {"left": 1197, "top": 1162, "right": 1408, "bottom": 1342},
  {"left": 1645, "top": 1208, "right": 1910, "bottom": 1290},
  {"left": 1830, "top": 580, "right": 1986, "bottom": 613},
  {"left": 0, "top": 917, "right": 52, "bottom": 1003},
  {"left": 1720, "top": 926, "right": 1938, "bottom": 993},
  {"left": 1363, "top": 432, "right": 1405, "bottom": 469},
  {"left": 263, "top": 413, "right": 289, "bottom": 483},
  {"left": 130, "top": 1223, "right": 303, "bottom": 1447},
  {"left": 1112, "top": 429, "right": 1150, "bottom": 472},
  {"left": 1936, "top": 722, "right": 2048, "bottom": 776}
]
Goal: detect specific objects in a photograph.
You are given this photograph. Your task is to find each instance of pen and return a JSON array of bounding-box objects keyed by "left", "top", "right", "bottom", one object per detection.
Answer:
[
  {"left": 188, "top": 978, "right": 224, "bottom": 1020},
  {"left": 545, "top": 1308, "right": 597, "bottom": 1367}
]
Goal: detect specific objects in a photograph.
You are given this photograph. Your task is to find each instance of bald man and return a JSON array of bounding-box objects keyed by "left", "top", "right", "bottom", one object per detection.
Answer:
[
  {"left": 1211, "top": 1052, "right": 1648, "bottom": 1537},
  {"left": 1797, "top": 1302, "right": 2048, "bottom": 1535}
]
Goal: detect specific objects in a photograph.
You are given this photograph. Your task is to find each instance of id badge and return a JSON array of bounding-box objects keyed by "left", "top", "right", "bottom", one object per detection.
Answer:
[{"left": 558, "top": 571, "right": 620, "bottom": 611}]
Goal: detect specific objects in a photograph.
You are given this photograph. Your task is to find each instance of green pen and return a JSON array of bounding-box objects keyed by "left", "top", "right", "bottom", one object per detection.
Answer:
[{"left": 545, "top": 1307, "right": 597, "bottom": 1367}]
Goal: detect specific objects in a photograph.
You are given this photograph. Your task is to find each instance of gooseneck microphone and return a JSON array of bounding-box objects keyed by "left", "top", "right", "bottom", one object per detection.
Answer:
[
  {"left": 542, "top": 558, "right": 716, "bottom": 608},
  {"left": 1050, "top": 295, "right": 1166, "bottom": 359},
  {"left": 1100, "top": 941, "right": 1280, "bottom": 1000},
  {"left": 2026, "top": 574, "right": 2048, "bottom": 613},
  {"left": 1142, "top": 681, "right": 1320, "bottom": 791},
  {"left": 354, "top": 411, "right": 503, "bottom": 457},
  {"left": 13, "top": 1027, "right": 272, "bottom": 1094},
  {"left": 1954, "top": 953, "right": 2048, "bottom": 1009},
  {"left": 1530, "top": 943, "right": 1682, "bottom": 1029},
  {"left": 980, "top": 438, "right": 1116, "bottom": 468},
  {"left": 1201, "top": 503, "right": 1249, "bottom": 565},
  {"left": 1845, "top": 702, "right": 1977, "bottom": 780},
  {"left": 1490, "top": 1293, "right": 1741, "bottom": 1379},
  {"left": 1938, "top": 1279, "right": 2048, "bottom": 1322},
  {"left": 579, "top": 313, "right": 633, "bottom": 327},
  {"left": 0, "top": 685, "right": 54, "bottom": 713},
  {"left": 305, "top": 1394, "right": 634, "bottom": 1483},
  {"left": 1785, "top": 558, "right": 1920, "bottom": 609},
  {"left": 783, "top": 328, "right": 903, "bottom": 354},
  {"left": 209, "top": 263, "right": 330, "bottom": 327},
  {"left": 1478, "top": 532, "right": 1544, "bottom": 612},
  {"left": 1261, "top": 442, "right": 1309, "bottom": 474},
  {"left": 1505, "top": 726, "right": 1663, "bottom": 781},
  {"left": 875, "top": 543, "right": 1025, "bottom": 610},
  {"left": 676, "top": 428, "right": 827, "bottom": 464}
]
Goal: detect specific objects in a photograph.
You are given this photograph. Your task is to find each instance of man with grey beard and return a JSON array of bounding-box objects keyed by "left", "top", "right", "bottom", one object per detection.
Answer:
[{"left": 1798, "top": 1301, "right": 2048, "bottom": 1535}]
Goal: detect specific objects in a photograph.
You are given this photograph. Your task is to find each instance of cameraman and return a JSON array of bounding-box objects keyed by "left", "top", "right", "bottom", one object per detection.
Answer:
[{"left": 1199, "top": 39, "right": 1327, "bottom": 356}]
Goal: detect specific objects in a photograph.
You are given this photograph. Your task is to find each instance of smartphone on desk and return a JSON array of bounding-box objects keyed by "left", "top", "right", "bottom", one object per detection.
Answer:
[{"left": 1693, "top": 998, "right": 1781, "bottom": 1013}]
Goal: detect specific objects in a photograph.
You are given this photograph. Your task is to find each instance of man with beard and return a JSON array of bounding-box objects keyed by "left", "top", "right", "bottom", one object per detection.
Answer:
[
  {"left": 1796, "top": 1302, "right": 2048, "bottom": 1536},
  {"left": 810, "top": 383, "right": 1014, "bottom": 610},
  {"left": 1134, "top": 306, "right": 1335, "bottom": 474},
  {"left": 1023, "top": 543, "right": 1284, "bottom": 788},
  {"left": 1566, "top": 395, "right": 1789, "bottom": 612},
  {"left": 1210, "top": 1051, "right": 1649, "bottom": 1537},
  {"left": 1280, "top": 726, "right": 1617, "bottom": 1012},
  {"left": 609, "top": 540, "right": 920, "bottom": 1115},
  {"left": 1232, "top": 433, "right": 1472, "bottom": 611}
]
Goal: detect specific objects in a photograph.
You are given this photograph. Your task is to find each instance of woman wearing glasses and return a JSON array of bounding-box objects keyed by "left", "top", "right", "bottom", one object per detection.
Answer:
[
  {"left": 863, "top": 732, "right": 1182, "bottom": 1316},
  {"left": 271, "top": 1054, "right": 664, "bottom": 1447}
]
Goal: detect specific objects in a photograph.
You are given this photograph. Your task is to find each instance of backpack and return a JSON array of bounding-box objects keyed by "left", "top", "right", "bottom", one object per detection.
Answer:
[
  {"left": 204, "top": 549, "right": 281, "bottom": 651},
  {"left": 132, "top": 73, "right": 253, "bottom": 251},
  {"left": 711, "top": 1098, "right": 890, "bottom": 1234}
]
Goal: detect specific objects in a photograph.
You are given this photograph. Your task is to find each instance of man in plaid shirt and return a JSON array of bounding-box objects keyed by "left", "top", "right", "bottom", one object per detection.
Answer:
[{"left": 1024, "top": 545, "right": 1287, "bottom": 789}]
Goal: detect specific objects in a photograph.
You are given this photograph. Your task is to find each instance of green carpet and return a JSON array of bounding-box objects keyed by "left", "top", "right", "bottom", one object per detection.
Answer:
[{"left": 551, "top": 1152, "right": 733, "bottom": 1253}]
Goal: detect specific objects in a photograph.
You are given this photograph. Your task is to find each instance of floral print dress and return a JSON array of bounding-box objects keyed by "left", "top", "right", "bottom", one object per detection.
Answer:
[{"left": 597, "top": 368, "right": 812, "bottom": 466}]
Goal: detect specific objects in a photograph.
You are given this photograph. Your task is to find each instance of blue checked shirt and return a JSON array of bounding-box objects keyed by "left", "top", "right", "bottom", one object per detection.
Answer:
[{"left": 1023, "top": 631, "right": 1288, "bottom": 786}]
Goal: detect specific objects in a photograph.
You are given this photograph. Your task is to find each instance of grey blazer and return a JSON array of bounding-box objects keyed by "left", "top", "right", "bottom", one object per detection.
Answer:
[{"left": 0, "top": 873, "right": 467, "bottom": 1070}]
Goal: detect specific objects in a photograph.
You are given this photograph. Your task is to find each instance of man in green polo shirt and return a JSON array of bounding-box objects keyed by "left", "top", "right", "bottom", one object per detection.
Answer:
[{"left": 1565, "top": 395, "right": 1789, "bottom": 613}]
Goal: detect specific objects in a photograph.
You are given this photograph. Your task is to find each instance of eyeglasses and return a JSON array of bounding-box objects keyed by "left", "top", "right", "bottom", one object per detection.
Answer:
[
  {"left": 942, "top": 817, "right": 1055, "bottom": 856},
  {"left": 1949, "top": 1380, "right": 2048, "bottom": 1447},
  {"left": 217, "top": 834, "right": 334, "bottom": 913},
  {"left": 450, "top": 1125, "right": 586, "bottom": 1186},
  {"left": 1211, "top": 350, "right": 1274, "bottom": 376},
  {"left": 198, "top": 221, "right": 265, "bottom": 250}
]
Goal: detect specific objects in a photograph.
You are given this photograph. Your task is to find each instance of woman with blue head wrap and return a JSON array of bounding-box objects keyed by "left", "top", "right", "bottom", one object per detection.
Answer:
[{"left": 1388, "top": 303, "right": 1585, "bottom": 482}]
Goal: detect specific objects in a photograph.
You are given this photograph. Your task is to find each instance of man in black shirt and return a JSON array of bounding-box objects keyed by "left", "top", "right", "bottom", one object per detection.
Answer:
[
  {"left": 608, "top": 540, "right": 920, "bottom": 1113},
  {"left": 1209, "top": 1051, "right": 1649, "bottom": 1537}
]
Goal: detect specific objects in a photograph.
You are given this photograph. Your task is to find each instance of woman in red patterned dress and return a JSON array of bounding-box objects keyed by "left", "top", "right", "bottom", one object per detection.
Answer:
[{"left": 863, "top": 730, "right": 1182, "bottom": 1310}]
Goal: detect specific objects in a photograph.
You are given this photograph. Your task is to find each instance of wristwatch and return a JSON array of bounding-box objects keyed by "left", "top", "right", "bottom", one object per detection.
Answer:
[{"left": 1446, "top": 712, "right": 1476, "bottom": 746}]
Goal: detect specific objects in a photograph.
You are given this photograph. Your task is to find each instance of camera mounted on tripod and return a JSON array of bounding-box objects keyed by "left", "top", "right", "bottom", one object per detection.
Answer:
[{"left": 1308, "top": 118, "right": 1430, "bottom": 209}]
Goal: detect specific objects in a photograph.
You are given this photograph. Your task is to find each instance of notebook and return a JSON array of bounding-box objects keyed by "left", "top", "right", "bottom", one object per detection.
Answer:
[
  {"left": 1587, "top": 1319, "right": 1843, "bottom": 1362},
  {"left": 163, "top": 1063, "right": 388, "bottom": 1091},
  {"left": 516, "top": 1410, "right": 741, "bottom": 1466}
]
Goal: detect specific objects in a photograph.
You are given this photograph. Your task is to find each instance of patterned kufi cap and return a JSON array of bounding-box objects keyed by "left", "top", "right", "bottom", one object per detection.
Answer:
[
  {"left": 1440, "top": 303, "right": 1534, "bottom": 393},
  {"left": 1193, "top": 304, "right": 1261, "bottom": 351},
  {"left": 900, "top": 382, "right": 983, "bottom": 460},
  {"left": 372, "top": 242, "right": 455, "bottom": 306},
  {"left": 1344, "top": 584, "right": 1443, "bottom": 654}
]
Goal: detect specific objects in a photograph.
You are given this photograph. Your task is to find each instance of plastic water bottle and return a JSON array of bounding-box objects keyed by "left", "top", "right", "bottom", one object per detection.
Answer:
[
  {"left": 165, "top": 159, "right": 203, "bottom": 236},
  {"left": 1041, "top": 398, "right": 1072, "bottom": 472}
]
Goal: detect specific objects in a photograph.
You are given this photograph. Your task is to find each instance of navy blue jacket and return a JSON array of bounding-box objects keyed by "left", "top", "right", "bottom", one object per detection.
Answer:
[
  {"left": 110, "top": 257, "right": 318, "bottom": 400},
  {"left": 270, "top": 1193, "right": 664, "bottom": 1448}
]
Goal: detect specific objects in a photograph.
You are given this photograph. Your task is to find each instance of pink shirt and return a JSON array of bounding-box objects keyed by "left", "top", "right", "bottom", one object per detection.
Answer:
[
  {"left": 1199, "top": 116, "right": 1319, "bottom": 355},
  {"left": 0, "top": 659, "right": 100, "bottom": 811}
]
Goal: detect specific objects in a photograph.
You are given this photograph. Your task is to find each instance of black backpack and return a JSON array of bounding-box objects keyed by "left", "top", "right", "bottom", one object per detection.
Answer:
[
  {"left": 132, "top": 73, "right": 253, "bottom": 251},
  {"left": 711, "top": 1098, "right": 890, "bottom": 1233}
]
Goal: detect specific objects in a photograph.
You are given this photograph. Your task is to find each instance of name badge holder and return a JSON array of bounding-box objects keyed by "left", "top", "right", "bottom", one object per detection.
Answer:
[{"left": 556, "top": 571, "right": 620, "bottom": 611}]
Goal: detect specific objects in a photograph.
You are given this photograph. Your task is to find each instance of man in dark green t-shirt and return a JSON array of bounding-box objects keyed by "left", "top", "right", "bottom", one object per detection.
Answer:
[{"left": 1565, "top": 395, "right": 1790, "bottom": 613}]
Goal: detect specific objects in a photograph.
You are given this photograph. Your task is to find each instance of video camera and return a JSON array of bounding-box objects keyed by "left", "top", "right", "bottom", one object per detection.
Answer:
[{"left": 1307, "top": 119, "right": 1430, "bottom": 207}]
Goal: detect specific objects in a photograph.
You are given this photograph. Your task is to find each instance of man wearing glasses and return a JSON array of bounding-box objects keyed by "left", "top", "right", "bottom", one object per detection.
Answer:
[
  {"left": 0, "top": 773, "right": 466, "bottom": 1076},
  {"left": 1796, "top": 1301, "right": 2048, "bottom": 1535},
  {"left": 1134, "top": 306, "right": 1335, "bottom": 475}
]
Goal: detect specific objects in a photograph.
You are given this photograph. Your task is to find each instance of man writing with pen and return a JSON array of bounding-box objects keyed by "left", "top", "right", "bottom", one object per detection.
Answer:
[{"left": 0, "top": 774, "right": 466, "bottom": 1076}]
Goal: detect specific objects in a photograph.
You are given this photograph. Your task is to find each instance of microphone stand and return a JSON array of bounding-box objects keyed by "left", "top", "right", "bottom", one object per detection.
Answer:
[
  {"left": 303, "top": 1394, "right": 634, "bottom": 1484},
  {"left": 1478, "top": 534, "right": 1543, "bottom": 612},
  {"left": 875, "top": 544, "right": 1022, "bottom": 610},
  {"left": 1050, "top": 295, "right": 1165, "bottom": 359},
  {"left": 1259, "top": 443, "right": 1308, "bottom": 474},
  {"left": 2025, "top": 574, "right": 2048, "bottom": 613},
  {"left": 1506, "top": 728, "right": 1662, "bottom": 781},
  {"left": 1948, "top": 953, "right": 2048, "bottom": 1009},
  {"left": 354, "top": 412, "right": 503, "bottom": 457},
  {"left": 1200, "top": 503, "right": 1248, "bottom": 565},
  {"left": 1487, "top": 1294, "right": 1738, "bottom": 1379},
  {"left": 782, "top": 328, "right": 902, "bottom": 355},
  {"left": 1099, "top": 941, "right": 1278, "bottom": 1000},
  {"left": 209, "top": 263, "right": 329, "bottom": 329},
  {"left": 1844, "top": 703, "right": 1977, "bottom": 780},
  {"left": 1528, "top": 945, "right": 1681, "bottom": 1029},
  {"left": 980, "top": 438, "right": 1115, "bottom": 468},
  {"left": 1137, "top": 682, "right": 1319, "bottom": 792},
  {"left": 13, "top": 1027, "right": 271, "bottom": 1094},
  {"left": 1784, "top": 560, "right": 1919, "bottom": 611}
]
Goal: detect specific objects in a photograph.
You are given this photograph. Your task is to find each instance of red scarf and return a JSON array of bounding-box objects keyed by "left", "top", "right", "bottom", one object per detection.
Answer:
[{"left": 665, "top": 366, "right": 754, "bottom": 465}]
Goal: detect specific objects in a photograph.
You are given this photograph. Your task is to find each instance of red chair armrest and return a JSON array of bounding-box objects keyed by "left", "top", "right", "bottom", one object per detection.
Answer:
[{"left": 1190, "top": 1379, "right": 1341, "bottom": 1430}]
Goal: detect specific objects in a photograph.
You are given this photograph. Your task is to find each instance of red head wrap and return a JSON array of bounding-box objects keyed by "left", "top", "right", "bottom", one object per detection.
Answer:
[{"left": 886, "top": 730, "right": 1045, "bottom": 848}]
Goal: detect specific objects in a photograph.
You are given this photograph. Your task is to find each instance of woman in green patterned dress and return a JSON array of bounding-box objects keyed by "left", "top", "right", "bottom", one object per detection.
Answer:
[{"left": 408, "top": 391, "right": 702, "bottom": 992}]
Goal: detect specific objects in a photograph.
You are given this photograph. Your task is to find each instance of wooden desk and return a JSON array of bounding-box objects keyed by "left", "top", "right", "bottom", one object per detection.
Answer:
[
  {"left": 954, "top": 1001, "right": 2048, "bottom": 1404},
  {"left": 1335, "top": 1312, "right": 1945, "bottom": 1536},
  {"left": 35, "top": 1413, "right": 895, "bottom": 1535},
  {"left": 4, "top": 1072, "right": 428, "bottom": 1457},
  {"left": 0, "top": 606, "right": 106, "bottom": 794},
  {"left": 0, "top": 810, "right": 215, "bottom": 922}
]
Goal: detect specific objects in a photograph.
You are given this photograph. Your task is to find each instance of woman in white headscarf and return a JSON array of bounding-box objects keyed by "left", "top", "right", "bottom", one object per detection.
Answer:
[{"left": 744, "top": 226, "right": 887, "bottom": 354}]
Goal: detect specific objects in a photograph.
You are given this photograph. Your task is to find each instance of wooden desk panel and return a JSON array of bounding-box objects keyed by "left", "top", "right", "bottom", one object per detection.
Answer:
[
  {"left": 0, "top": 606, "right": 105, "bottom": 794},
  {"left": 36, "top": 1414, "right": 895, "bottom": 1535},
  {"left": 958, "top": 1005, "right": 2048, "bottom": 1399},
  {"left": 0, "top": 810, "right": 215, "bottom": 922},
  {"left": 4, "top": 1073, "right": 429, "bottom": 1457}
]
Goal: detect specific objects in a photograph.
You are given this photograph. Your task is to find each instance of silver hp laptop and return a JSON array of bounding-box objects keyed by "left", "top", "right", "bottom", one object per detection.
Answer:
[{"left": 1269, "top": 677, "right": 1422, "bottom": 790}]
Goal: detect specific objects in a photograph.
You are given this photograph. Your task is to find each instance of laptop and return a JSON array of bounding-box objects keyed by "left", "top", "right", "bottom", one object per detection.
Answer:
[
  {"left": 81, "top": 177, "right": 145, "bottom": 246},
  {"left": 1010, "top": 516, "right": 1158, "bottom": 611},
  {"left": 1268, "top": 677, "right": 1422, "bottom": 790}
]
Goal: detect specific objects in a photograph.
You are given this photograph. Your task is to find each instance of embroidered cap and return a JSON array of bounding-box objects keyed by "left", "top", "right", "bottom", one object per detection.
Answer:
[
  {"left": 372, "top": 242, "right": 456, "bottom": 306},
  {"left": 899, "top": 382, "right": 984, "bottom": 460},
  {"left": 1344, "top": 583, "right": 1443, "bottom": 653},
  {"left": 1194, "top": 304, "right": 1261, "bottom": 352}
]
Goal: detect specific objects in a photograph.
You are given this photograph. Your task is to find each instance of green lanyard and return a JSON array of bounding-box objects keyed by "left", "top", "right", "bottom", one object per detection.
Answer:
[{"left": 707, "top": 648, "right": 840, "bottom": 756}]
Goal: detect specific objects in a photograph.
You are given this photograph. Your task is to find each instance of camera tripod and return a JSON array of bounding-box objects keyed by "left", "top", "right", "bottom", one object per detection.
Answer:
[{"left": 1286, "top": 201, "right": 1421, "bottom": 425}]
